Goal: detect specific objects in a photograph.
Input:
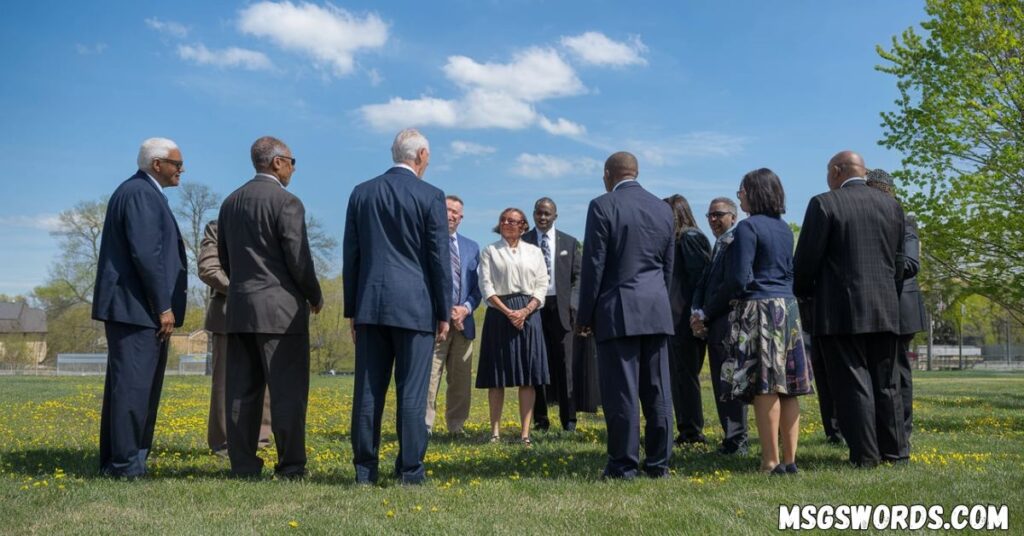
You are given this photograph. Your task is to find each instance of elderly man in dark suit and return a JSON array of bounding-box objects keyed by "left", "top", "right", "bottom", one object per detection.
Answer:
[
  {"left": 794, "top": 150, "right": 907, "bottom": 467},
  {"left": 690, "top": 197, "right": 749, "bottom": 455},
  {"left": 867, "top": 169, "right": 926, "bottom": 442},
  {"left": 424, "top": 194, "right": 481, "bottom": 436},
  {"left": 523, "top": 197, "right": 582, "bottom": 432},
  {"left": 92, "top": 137, "right": 187, "bottom": 477},
  {"left": 344, "top": 128, "right": 451, "bottom": 485},
  {"left": 577, "top": 152, "right": 675, "bottom": 479},
  {"left": 197, "top": 220, "right": 271, "bottom": 456},
  {"left": 218, "top": 136, "right": 323, "bottom": 479}
]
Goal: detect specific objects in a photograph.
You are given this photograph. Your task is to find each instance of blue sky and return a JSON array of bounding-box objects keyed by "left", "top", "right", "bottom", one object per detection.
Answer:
[{"left": 0, "top": 0, "right": 927, "bottom": 296}]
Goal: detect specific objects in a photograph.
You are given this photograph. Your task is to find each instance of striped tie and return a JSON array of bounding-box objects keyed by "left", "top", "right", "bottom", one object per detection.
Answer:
[
  {"left": 541, "top": 232, "right": 552, "bottom": 279},
  {"left": 450, "top": 234, "right": 461, "bottom": 305}
]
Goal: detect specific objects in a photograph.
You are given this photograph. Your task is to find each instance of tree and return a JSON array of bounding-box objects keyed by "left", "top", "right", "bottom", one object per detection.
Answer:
[
  {"left": 172, "top": 183, "right": 221, "bottom": 309},
  {"left": 34, "top": 199, "right": 107, "bottom": 314},
  {"left": 877, "top": 0, "right": 1024, "bottom": 322},
  {"left": 307, "top": 215, "right": 339, "bottom": 276}
]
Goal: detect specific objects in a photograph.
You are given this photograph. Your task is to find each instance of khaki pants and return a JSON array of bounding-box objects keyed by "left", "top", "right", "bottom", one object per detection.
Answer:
[
  {"left": 425, "top": 329, "right": 474, "bottom": 432},
  {"left": 207, "top": 332, "right": 271, "bottom": 451}
]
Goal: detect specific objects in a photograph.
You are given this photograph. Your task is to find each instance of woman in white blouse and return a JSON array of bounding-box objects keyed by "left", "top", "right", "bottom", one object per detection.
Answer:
[{"left": 476, "top": 207, "right": 550, "bottom": 446}]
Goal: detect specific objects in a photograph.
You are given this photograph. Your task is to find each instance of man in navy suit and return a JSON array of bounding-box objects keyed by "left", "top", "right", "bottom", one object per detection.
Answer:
[
  {"left": 92, "top": 137, "right": 187, "bottom": 477},
  {"left": 576, "top": 152, "right": 676, "bottom": 479},
  {"left": 344, "top": 128, "right": 452, "bottom": 484},
  {"left": 425, "top": 194, "right": 481, "bottom": 435}
]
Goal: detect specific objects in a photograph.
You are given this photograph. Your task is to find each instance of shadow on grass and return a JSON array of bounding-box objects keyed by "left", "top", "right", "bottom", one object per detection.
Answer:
[{"left": 2, "top": 446, "right": 234, "bottom": 480}]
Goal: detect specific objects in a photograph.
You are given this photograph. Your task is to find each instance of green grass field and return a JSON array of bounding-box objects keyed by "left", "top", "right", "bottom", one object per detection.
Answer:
[{"left": 0, "top": 371, "right": 1021, "bottom": 534}]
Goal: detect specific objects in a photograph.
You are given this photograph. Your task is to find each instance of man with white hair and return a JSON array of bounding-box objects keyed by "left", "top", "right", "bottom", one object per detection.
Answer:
[
  {"left": 344, "top": 128, "right": 452, "bottom": 484},
  {"left": 92, "top": 137, "right": 188, "bottom": 477}
]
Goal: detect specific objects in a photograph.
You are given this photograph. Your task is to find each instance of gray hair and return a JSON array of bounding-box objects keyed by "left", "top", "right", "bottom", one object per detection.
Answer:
[
  {"left": 709, "top": 196, "right": 738, "bottom": 215},
  {"left": 391, "top": 128, "right": 429, "bottom": 163},
  {"left": 137, "top": 138, "right": 178, "bottom": 173},
  {"left": 251, "top": 136, "right": 289, "bottom": 171}
]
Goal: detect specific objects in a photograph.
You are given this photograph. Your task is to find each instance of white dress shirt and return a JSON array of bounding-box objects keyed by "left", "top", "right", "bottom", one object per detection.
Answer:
[
  {"left": 478, "top": 238, "right": 549, "bottom": 307},
  {"left": 143, "top": 172, "right": 167, "bottom": 198},
  {"left": 256, "top": 172, "right": 285, "bottom": 188}
]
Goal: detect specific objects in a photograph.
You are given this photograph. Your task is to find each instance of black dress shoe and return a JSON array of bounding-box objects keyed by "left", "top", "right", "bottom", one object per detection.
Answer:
[
  {"left": 770, "top": 464, "right": 787, "bottom": 476},
  {"left": 675, "top": 434, "right": 707, "bottom": 446},
  {"left": 534, "top": 420, "right": 550, "bottom": 432},
  {"left": 716, "top": 443, "right": 749, "bottom": 456},
  {"left": 563, "top": 421, "right": 577, "bottom": 433},
  {"left": 826, "top": 434, "right": 845, "bottom": 446}
]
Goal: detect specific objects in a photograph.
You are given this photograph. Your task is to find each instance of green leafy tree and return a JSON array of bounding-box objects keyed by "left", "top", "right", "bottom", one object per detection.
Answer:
[{"left": 877, "top": 0, "right": 1024, "bottom": 322}]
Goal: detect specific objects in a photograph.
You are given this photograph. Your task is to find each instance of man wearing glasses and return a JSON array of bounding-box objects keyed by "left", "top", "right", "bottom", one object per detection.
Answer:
[
  {"left": 217, "top": 136, "right": 323, "bottom": 479},
  {"left": 690, "top": 197, "right": 750, "bottom": 456},
  {"left": 92, "top": 137, "right": 188, "bottom": 477}
]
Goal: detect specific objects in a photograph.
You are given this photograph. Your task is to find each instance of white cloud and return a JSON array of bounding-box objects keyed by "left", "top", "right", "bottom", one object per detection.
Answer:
[
  {"left": 0, "top": 214, "right": 62, "bottom": 232},
  {"left": 145, "top": 17, "right": 189, "bottom": 39},
  {"left": 359, "top": 47, "right": 587, "bottom": 136},
  {"left": 443, "top": 48, "right": 584, "bottom": 102},
  {"left": 238, "top": 1, "right": 388, "bottom": 77},
  {"left": 367, "top": 68, "right": 383, "bottom": 86},
  {"left": 178, "top": 44, "right": 274, "bottom": 71},
  {"left": 630, "top": 132, "right": 748, "bottom": 166},
  {"left": 359, "top": 96, "right": 459, "bottom": 129},
  {"left": 561, "top": 32, "right": 648, "bottom": 67},
  {"left": 538, "top": 116, "right": 586, "bottom": 137},
  {"left": 75, "top": 43, "right": 108, "bottom": 55},
  {"left": 513, "top": 153, "right": 601, "bottom": 179},
  {"left": 451, "top": 141, "right": 496, "bottom": 157}
]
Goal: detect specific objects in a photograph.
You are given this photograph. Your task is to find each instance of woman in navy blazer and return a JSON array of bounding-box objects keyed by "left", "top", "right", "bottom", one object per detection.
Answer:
[{"left": 720, "top": 168, "right": 813, "bottom": 475}]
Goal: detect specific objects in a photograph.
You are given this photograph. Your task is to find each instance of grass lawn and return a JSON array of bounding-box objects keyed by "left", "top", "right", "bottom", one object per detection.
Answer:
[{"left": 0, "top": 370, "right": 1021, "bottom": 534}]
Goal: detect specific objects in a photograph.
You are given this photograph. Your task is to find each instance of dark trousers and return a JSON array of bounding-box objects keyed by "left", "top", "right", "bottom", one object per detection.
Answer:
[
  {"left": 706, "top": 316, "right": 748, "bottom": 449},
  {"left": 668, "top": 331, "right": 707, "bottom": 440},
  {"left": 897, "top": 334, "right": 915, "bottom": 442},
  {"left": 534, "top": 298, "right": 576, "bottom": 429},
  {"left": 226, "top": 333, "right": 310, "bottom": 477},
  {"left": 99, "top": 321, "right": 168, "bottom": 477},
  {"left": 818, "top": 333, "right": 908, "bottom": 466},
  {"left": 806, "top": 334, "right": 842, "bottom": 440},
  {"left": 351, "top": 324, "right": 434, "bottom": 484},
  {"left": 596, "top": 334, "right": 673, "bottom": 478}
]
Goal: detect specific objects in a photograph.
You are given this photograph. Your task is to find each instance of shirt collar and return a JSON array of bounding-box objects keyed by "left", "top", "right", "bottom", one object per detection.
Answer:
[
  {"left": 612, "top": 178, "right": 637, "bottom": 191},
  {"left": 840, "top": 176, "right": 866, "bottom": 188},
  {"left": 393, "top": 163, "right": 417, "bottom": 175},
  {"left": 143, "top": 172, "right": 167, "bottom": 198},
  {"left": 256, "top": 172, "right": 285, "bottom": 188}
]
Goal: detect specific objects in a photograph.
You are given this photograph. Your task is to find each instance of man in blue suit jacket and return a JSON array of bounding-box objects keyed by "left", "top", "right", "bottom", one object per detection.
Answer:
[
  {"left": 576, "top": 152, "right": 676, "bottom": 479},
  {"left": 344, "top": 128, "right": 452, "bottom": 484},
  {"left": 425, "top": 194, "right": 481, "bottom": 435},
  {"left": 92, "top": 137, "right": 187, "bottom": 477}
]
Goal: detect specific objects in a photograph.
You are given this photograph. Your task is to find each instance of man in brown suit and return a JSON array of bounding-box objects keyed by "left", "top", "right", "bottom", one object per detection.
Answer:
[{"left": 198, "top": 220, "right": 272, "bottom": 456}]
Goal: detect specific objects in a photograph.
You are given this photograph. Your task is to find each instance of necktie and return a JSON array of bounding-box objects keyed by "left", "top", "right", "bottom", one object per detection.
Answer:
[
  {"left": 450, "top": 235, "right": 461, "bottom": 305},
  {"left": 541, "top": 232, "right": 552, "bottom": 280}
]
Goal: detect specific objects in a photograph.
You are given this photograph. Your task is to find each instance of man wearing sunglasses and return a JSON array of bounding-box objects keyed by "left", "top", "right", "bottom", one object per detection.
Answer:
[
  {"left": 217, "top": 136, "right": 323, "bottom": 479},
  {"left": 690, "top": 197, "right": 750, "bottom": 456},
  {"left": 92, "top": 137, "right": 188, "bottom": 478}
]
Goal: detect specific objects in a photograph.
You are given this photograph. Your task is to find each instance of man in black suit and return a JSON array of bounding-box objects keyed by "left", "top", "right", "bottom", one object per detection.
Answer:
[
  {"left": 523, "top": 197, "right": 582, "bottom": 432},
  {"left": 793, "top": 150, "right": 907, "bottom": 467},
  {"left": 690, "top": 197, "right": 749, "bottom": 455},
  {"left": 344, "top": 128, "right": 451, "bottom": 485},
  {"left": 92, "top": 137, "right": 187, "bottom": 477},
  {"left": 867, "top": 169, "right": 926, "bottom": 442},
  {"left": 577, "top": 152, "right": 675, "bottom": 479},
  {"left": 218, "top": 136, "right": 323, "bottom": 478}
]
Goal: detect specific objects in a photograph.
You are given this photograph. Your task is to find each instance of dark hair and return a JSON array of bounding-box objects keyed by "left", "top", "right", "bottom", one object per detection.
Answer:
[
  {"left": 663, "top": 194, "right": 698, "bottom": 239},
  {"left": 741, "top": 168, "right": 786, "bottom": 217},
  {"left": 446, "top": 194, "right": 464, "bottom": 206},
  {"left": 491, "top": 207, "right": 530, "bottom": 234}
]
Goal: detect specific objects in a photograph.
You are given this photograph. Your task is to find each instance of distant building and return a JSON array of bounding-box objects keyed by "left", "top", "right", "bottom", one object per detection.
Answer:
[{"left": 0, "top": 301, "right": 48, "bottom": 364}]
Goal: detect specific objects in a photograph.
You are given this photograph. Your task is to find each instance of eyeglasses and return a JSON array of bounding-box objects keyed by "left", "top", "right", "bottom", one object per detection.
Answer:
[
  {"left": 706, "top": 211, "right": 733, "bottom": 220},
  {"left": 157, "top": 158, "right": 183, "bottom": 170},
  {"left": 500, "top": 218, "right": 525, "bottom": 226},
  {"left": 274, "top": 155, "right": 296, "bottom": 166},
  {"left": 736, "top": 189, "right": 745, "bottom": 197}
]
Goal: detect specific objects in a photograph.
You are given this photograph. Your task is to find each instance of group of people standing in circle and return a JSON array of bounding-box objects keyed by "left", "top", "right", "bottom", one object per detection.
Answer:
[{"left": 93, "top": 127, "right": 918, "bottom": 483}]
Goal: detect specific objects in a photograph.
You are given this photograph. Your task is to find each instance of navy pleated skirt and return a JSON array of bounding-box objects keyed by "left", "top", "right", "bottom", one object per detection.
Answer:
[{"left": 475, "top": 294, "right": 550, "bottom": 388}]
